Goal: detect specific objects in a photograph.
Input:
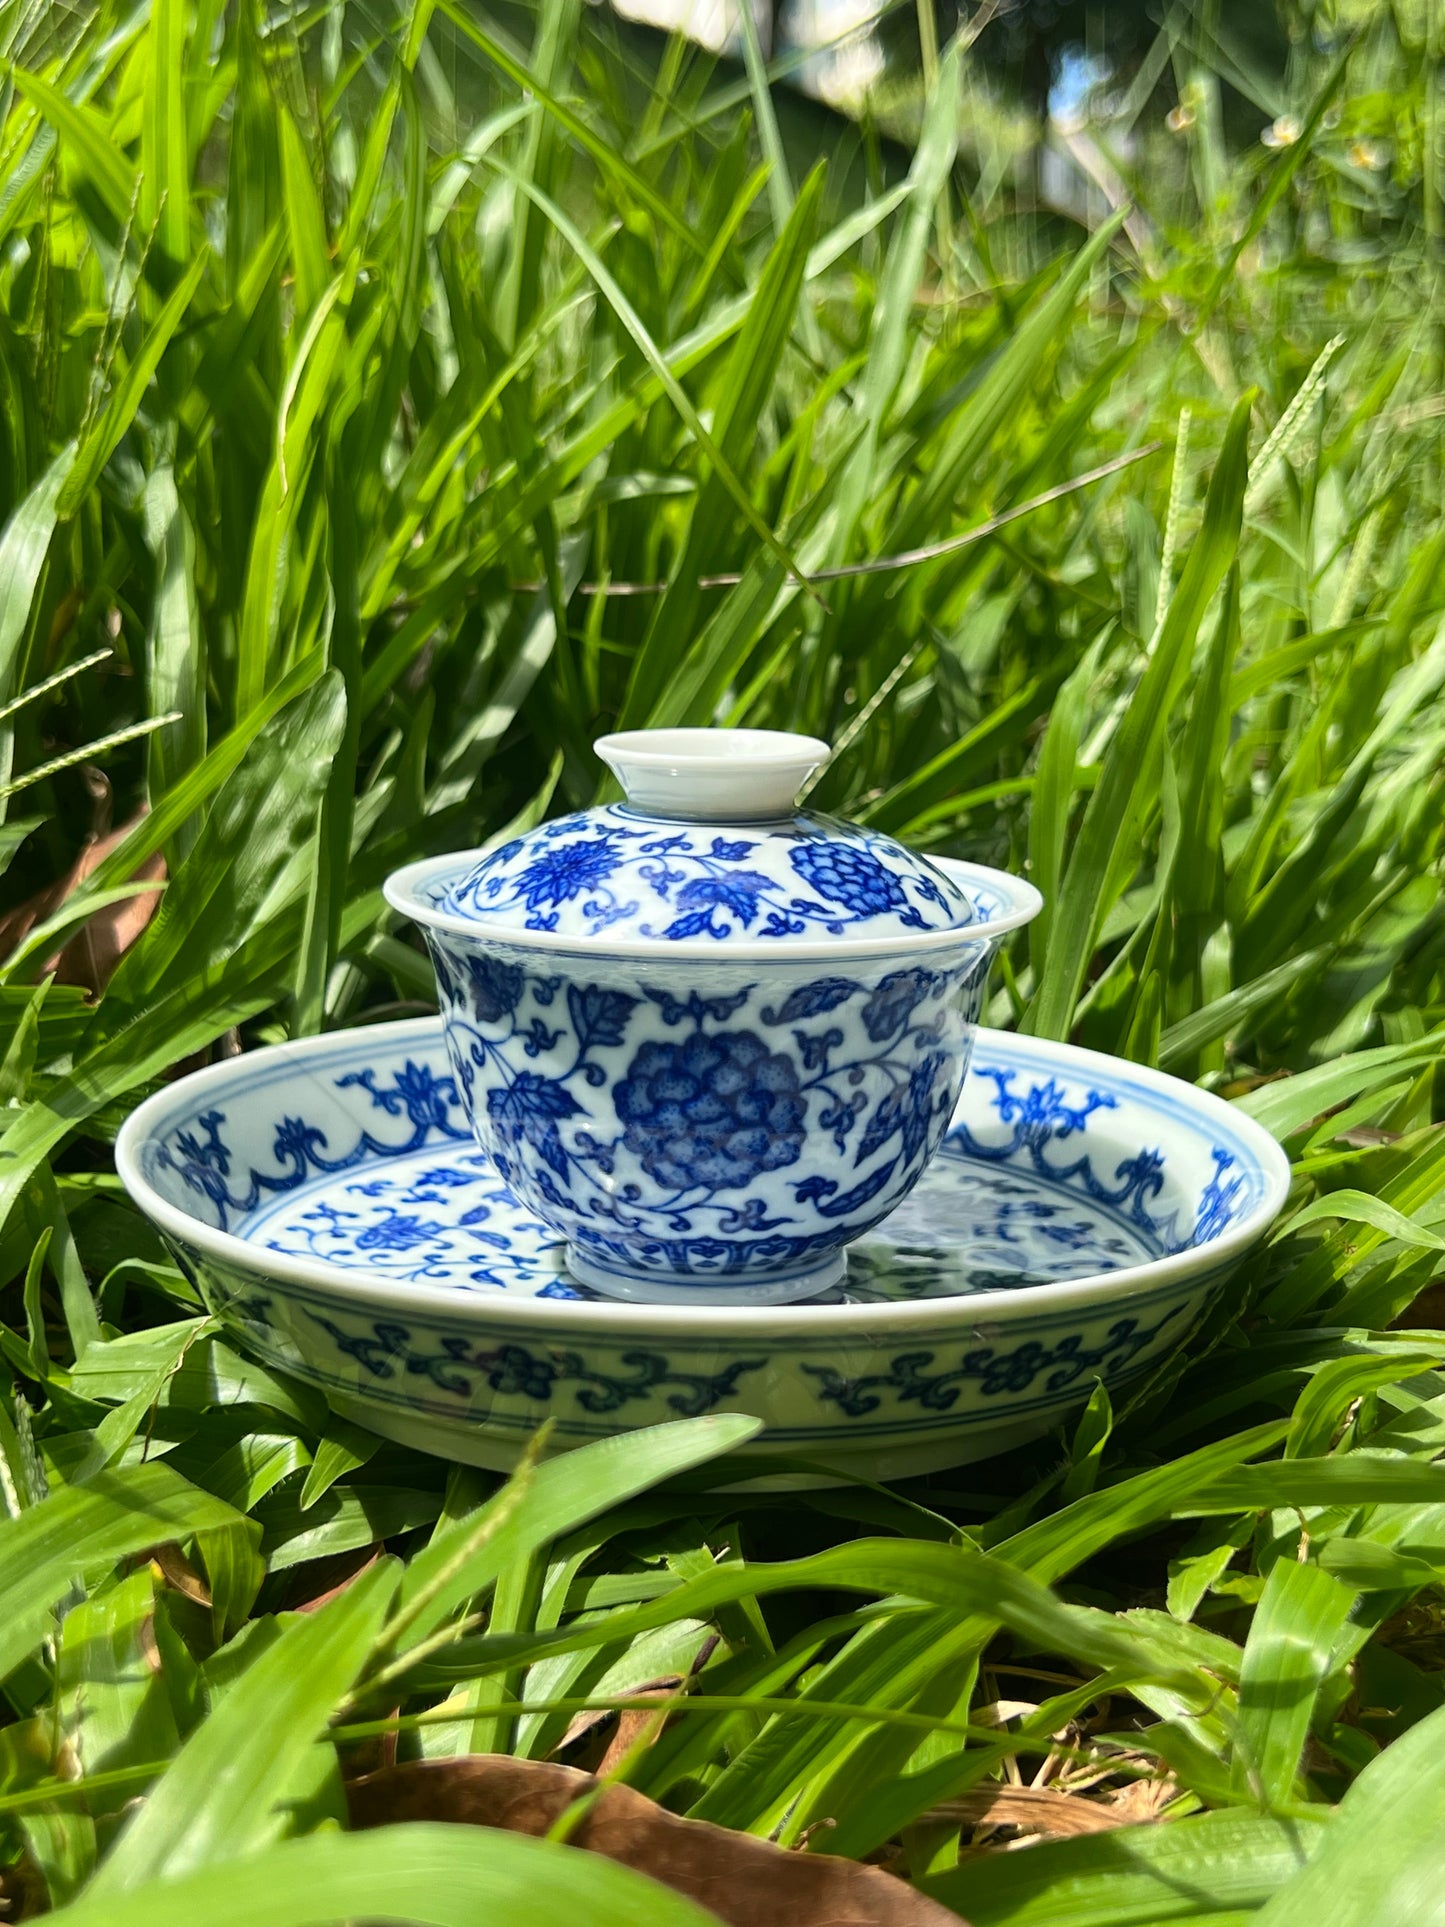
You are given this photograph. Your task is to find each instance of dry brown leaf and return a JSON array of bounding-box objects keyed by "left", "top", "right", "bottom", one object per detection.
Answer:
[
  {"left": 1106, "top": 1774, "right": 1178, "bottom": 1823},
  {"left": 347, "top": 1756, "right": 968, "bottom": 1927},
  {"left": 559, "top": 1671, "right": 687, "bottom": 1753},
  {"left": 0, "top": 1856, "right": 44, "bottom": 1920},
  {"left": 150, "top": 1543, "right": 211, "bottom": 1607},
  {"left": 558, "top": 1630, "right": 718, "bottom": 1756},
  {"left": 290, "top": 1545, "right": 383, "bottom": 1614},
  {"left": 923, "top": 1783, "right": 1148, "bottom": 1838},
  {"left": 595, "top": 1681, "right": 685, "bottom": 1774},
  {"left": 0, "top": 811, "right": 163, "bottom": 995}
]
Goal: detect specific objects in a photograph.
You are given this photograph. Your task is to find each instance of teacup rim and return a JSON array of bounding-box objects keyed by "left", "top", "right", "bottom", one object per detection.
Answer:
[{"left": 383, "top": 852, "right": 1044, "bottom": 961}]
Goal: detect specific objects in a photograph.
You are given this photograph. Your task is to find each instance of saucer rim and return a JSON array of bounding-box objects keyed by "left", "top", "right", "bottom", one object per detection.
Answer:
[{"left": 115, "top": 1018, "right": 1291, "bottom": 1337}]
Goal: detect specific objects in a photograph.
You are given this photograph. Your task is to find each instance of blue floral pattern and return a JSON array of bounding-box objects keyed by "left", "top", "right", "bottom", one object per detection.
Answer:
[
  {"left": 800, "top": 1310, "right": 1187, "bottom": 1416},
  {"left": 950, "top": 1069, "right": 1238, "bottom": 1255},
  {"left": 428, "top": 931, "right": 990, "bottom": 1291},
  {"left": 156, "top": 1060, "right": 468, "bottom": 1232},
  {"left": 790, "top": 841, "right": 908, "bottom": 921},
  {"left": 158, "top": 1032, "right": 1259, "bottom": 1304},
  {"left": 200, "top": 1257, "right": 1223, "bottom": 1449},
  {"left": 132, "top": 1020, "right": 1285, "bottom": 1461},
  {"left": 442, "top": 805, "right": 974, "bottom": 943},
  {"left": 615, "top": 1032, "right": 807, "bottom": 1190},
  {"left": 297, "top": 1316, "right": 765, "bottom": 1416},
  {"left": 234, "top": 1137, "right": 1164, "bottom": 1302}
]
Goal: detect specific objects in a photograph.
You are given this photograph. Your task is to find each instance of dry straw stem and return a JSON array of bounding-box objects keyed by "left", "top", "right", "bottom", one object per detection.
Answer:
[{"left": 514, "top": 444, "right": 1161, "bottom": 596}]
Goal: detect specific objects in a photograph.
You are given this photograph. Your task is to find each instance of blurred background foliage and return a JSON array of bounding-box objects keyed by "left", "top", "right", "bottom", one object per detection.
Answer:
[
  {"left": 3, "top": 0, "right": 1445, "bottom": 1919},
  {"left": 1, "top": 0, "right": 1441, "bottom": 1096}
]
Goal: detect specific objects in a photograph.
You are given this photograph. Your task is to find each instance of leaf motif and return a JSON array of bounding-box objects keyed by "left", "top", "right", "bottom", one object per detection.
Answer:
[
  {"left": 900, "top": 1053, "right": 949, "bottom": 1166},
  {"left": 487, "top": 1073, "right": 582, "bottom": 1124},
  {"left": 566, "top": 982, "right": 639, "bottom": 1055},
  {"left": 860, "top": 969, "right": 934, "bottom": 1043},
  {"left": 855, "top": 1089, "right": 905, "bottom": 1166},
  {"left": 762, "top": 978, "right": 858, "bottom": 1025},
  {"left": 486, "top": 1073, "right": 584, "bottom": 1177},
  {"left": 659, "top": 909, "right": 725, "bottom": 942},
  {"left": 465, "top": 955, "right": 525, "bottom": 1023},
  {"left": 815, "top": 1156, "right": 899, "bottom": 1218},
  {"left": 673, "top": 871, "right": 773, "bottom": 924}
]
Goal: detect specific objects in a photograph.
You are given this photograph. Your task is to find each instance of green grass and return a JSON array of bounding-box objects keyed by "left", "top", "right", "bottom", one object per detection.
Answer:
[{"left": 3, "top": 0, "right": 1445, "bottom": 1919}]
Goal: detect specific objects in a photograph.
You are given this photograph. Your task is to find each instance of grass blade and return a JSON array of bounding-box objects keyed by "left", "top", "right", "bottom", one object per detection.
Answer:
[
  {"left": 1255, "top": 1700, "right": 1445, "bottom": 1925},
  {"left": 922, "top": 1808, "right": 1327, "bottom": 1925},
  {"left": 45, "top": 1823, "right": 723, "bottom": 1927},
  {"left": 140, "top": 0, "right": 189, "bottom": 264},
  {"left": 0, "top": 1464, "right": 248, "bottom": 1683},
  {"left": 88, "top": 1558, "right": 400, "bottom": 1892},
  {"left": 1029, "top": 390, "right": 1252, "bottom": 1039},
  {"left": 1230, "top": 1558, "right": 1357, "bottom": 1809}
]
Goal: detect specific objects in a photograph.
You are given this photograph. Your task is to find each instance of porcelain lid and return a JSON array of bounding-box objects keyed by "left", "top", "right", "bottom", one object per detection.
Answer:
[{"left": 438, "top": 728, "right": 976, "bottom": 946}]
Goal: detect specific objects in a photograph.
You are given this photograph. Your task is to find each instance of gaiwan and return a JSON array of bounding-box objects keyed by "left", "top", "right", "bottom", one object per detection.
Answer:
[{"left": 385, "top": 728, "right": 1041, "bottom": 1304}]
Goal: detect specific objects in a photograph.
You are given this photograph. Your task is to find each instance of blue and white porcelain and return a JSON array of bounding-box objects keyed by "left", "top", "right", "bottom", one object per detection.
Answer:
[
  {"left": 115, "top": 1018, "right": 1291, "bottom": 1484},
  {"left": 384, "top": 729, "right": 1042, "bottom": 1305}
]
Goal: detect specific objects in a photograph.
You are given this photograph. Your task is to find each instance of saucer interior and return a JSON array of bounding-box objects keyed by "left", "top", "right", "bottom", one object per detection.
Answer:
[
  {"left": 238, "top": 1135, "right": 1166, "bottom": 1305},
  {"left": 132, "top": 1023, "right": 1272, "bottom": 1309}
]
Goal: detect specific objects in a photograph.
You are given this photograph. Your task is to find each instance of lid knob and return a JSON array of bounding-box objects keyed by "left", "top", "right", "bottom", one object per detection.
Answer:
[{"left": 594, "top": 728, "right": 832, "bottom": 822}]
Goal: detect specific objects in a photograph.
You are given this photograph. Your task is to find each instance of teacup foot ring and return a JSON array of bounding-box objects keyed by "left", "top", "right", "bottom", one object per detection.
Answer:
[{"left": 563, "top": 1245, "right": 846, "bottom": 1307}]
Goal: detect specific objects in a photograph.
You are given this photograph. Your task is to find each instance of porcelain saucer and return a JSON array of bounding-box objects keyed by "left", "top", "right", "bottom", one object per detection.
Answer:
[{"left": 116, "top": 1020, "right": 1289, "bottom": 1483}]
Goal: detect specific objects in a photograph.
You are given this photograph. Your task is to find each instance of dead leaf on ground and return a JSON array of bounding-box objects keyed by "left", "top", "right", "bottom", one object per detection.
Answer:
[
  {"left": 1106, "top": 1773, "right": 1178, "bottom": 1823},
  {"left": 0, "top": 811, "right": 163, "bottom": 995},
  {"left": 595, "top": 1682, "right": 684, "bottom": 1774},
  {"left": 922, "top": 1782, "right": 1150, "bottom": 1839},
  {"left": 557, "top": 1632, "right": 718, "bottom": 1763},
  {"left": 347, "top": 1756, "right": 967, "bottom": 1927}
]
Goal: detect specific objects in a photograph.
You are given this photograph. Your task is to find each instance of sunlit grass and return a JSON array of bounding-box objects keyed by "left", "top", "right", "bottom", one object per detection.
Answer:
[{"left": 0, "top": 2, "right": 1444, "bottom": 1920}]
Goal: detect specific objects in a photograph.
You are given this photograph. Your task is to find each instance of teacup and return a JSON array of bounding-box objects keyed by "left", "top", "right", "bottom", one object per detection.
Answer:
[{"left": 385, "top": 729, "right": 1040, "bottom": 1304}]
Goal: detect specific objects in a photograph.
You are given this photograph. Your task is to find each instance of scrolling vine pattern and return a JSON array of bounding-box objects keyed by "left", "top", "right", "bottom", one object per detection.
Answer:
[
  {"left": 799, "top": 1307, "right": 1188, "bottom": 1417},
  {"left": 950, "top": 1069, "right": 1245, "bottom": 1253},
  {"left": 155, "top": 1043, "right": 1248, "bottom": 1279},
  {"left": 429, "top": 946, "right": 984, "bottom": 1279},
  {"left": 156, "top": 1059, "right": 468, "bottom": 1233},
  {"left": 441, "top": 804, "right": 971, "bottom": 941},
  {"left": 299, "top": 1310, "right": 765, "bottom": 1417},
  {"left": 216, "top": 1287, "right": 1187, "bottom": 1427}
]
